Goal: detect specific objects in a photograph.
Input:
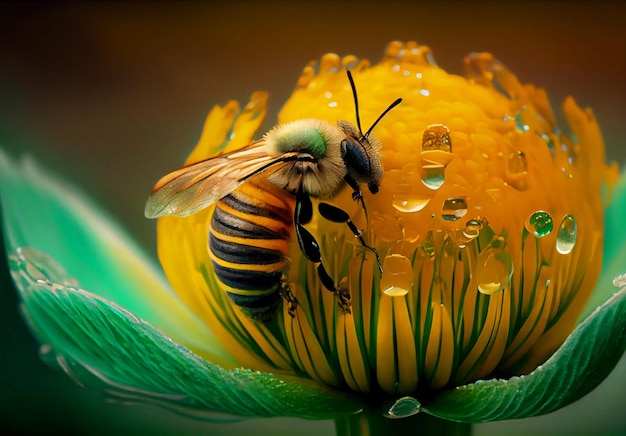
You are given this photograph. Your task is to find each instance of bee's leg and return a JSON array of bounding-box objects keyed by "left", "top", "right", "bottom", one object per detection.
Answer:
[
  {"left": 318, "top": 202, "right": 383, "bottom": 274},
  {"left": 294, "top": 189, "right": 314, "bottom": 224},
  {"left": 295, "top": 193, "right": 351, "bottom": 314},
  {"left": 317, "top": 263, "right": 351, "bottom": 313},
  {"left": 279, "top": 278, "right": 298, "bottom": 318},
  {"left": 344, "top": 175, "right": 368, "bottom": 220}
]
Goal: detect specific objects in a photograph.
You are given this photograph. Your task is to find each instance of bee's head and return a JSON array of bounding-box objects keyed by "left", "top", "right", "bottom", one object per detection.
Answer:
[
  {"left": 342, "top": 70, "right": 401, "bottom": 195},
  {"left": 338, "top": 121, "right": 384, "bottom": 194}
]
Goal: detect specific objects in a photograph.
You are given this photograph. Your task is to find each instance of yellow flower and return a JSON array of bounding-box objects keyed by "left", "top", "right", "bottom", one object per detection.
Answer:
[{"left": 156, "top": 41, "right": 618, "bottom": 395}]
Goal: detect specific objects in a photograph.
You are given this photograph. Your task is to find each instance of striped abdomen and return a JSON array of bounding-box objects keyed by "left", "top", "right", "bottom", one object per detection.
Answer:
[{"left": 209, "top": 178, "right": 294, "bottom": 322}]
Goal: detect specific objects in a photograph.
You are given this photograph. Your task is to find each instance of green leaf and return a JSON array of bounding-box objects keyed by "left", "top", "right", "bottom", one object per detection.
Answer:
[
  {"left": 422, "top": 283, "right": 626, "bottom": 422},
  {"left": 581, "top": 171, "right": 626, "bottom": 318},
  {"left": 0, "top": 149, "right": 362, "bottom": 419},
  {"left": 602, "top": 171, "right": 626, "bottom": 264},
  {"left": 9, "top": 249, "right": 361, "bottom": 420},
  {"left": 0, "top": 150, "right": 232, "bottom": 364}
]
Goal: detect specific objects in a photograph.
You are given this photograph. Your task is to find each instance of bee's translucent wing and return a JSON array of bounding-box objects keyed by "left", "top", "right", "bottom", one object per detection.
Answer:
[{"left": 145, "top": 142, "right": 311, "bottom": 218}]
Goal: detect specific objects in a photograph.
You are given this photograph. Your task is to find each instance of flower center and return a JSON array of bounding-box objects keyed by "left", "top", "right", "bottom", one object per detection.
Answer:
[{"left": 156, "top": 41, "right": 617, "bottom": 396}]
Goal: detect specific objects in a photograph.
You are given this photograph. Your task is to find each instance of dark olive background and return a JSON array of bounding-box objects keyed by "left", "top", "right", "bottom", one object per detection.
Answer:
[{"left": 1, "top": 2, "right": 625, "bottom": 434}]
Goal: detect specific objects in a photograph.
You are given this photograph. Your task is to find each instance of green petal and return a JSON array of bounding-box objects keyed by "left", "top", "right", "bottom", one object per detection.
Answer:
[
  {"left": 421, "top": 283, "right": 626, "bottom": 422},
  {"left": 0, "top": 150, "right": 232, "bottom": 364},
  {"left": 10, "top": 252, "right": 361, "bottom": 420}
]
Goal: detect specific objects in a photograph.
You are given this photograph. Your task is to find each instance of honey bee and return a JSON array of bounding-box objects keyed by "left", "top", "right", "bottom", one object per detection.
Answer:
[{"left": 145, "top": 71, "right": 401, "bottom": 322}]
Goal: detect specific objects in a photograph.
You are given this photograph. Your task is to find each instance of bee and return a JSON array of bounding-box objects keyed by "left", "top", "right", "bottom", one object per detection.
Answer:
[{"left": 145, "top": 71, "right": 401, "bottom": 322}]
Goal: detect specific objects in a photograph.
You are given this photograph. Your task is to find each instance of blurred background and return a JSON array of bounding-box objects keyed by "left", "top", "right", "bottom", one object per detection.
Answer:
[{"left": 1, "top": 1, "right": 624, "bottom": 434}]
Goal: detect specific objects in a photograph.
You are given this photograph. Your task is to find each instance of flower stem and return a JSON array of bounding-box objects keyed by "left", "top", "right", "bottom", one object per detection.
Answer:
[{"left": 334, "top": 409, "right": 472, "bottom": 436}]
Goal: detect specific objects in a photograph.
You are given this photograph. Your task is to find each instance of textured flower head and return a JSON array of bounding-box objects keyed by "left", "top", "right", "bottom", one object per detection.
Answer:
[{"left": 156, "top": 41, "right": 619, "bottom": 395}]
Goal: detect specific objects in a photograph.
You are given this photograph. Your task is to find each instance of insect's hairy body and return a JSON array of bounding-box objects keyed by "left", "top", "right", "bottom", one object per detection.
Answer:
[
  {"left": 209, "top": 176, "right": 294, "bottom": 322},
  {"left": 144, "top": 70, "right": 401, "bottom": 322},
  {"left": 209, "top": 119, "right": 374, "bottom": 322},
  {"left": 264, "top": 119, "right": 347, "bottom": 198}
]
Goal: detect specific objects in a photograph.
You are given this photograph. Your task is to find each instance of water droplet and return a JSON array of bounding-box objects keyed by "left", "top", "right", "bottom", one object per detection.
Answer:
[
  {"left": 39, "top": 344, "right": 57, "bottom": 367},
  {"left": 421, "top": 166, "right": 446, "bottom": 190},
  {"left": 419, "top": 153, "right": 453, "bottom": 190},
  {"left": 463, "top": 218, "right": 485, "bottom": 240},
  {"left": 515, "top": 111, "right": 530, "bottom": 131},
  {"left": 613, "top": 273, "right": 626, "bottom": 288},
  {"left": 12, "top": 246, "right": 79, "bottom": 288},
  {"left": 505, "top": 150, "right": 529, "bottom": 191},
  {"left": 386, "top": 396, "right": 422, "bottom": 419},
  {"left": 464, "top": 52, "right": 514, "bottom": 98},
  {"left": 525, "top": 211, "right": 553, "bottom": 237},
  {"left": 556, "top": 214, "right": 577, "bottom": 254},
  {"left": 421, "top": 233, "right": 436, "bottom": 259},
  {"left": 392, "top": 195, "right": 431, "bottom": 213},
  {"left": 422, "top": 124, "right": 451, "bottom": 152},
  {"left": 419, "top": 89, "right": 430, "bottom": 96},
  {"left": 476, "top": 242, "right": 514, "bottom": 295},
  {"left": 380, "top": 254, "right": 413, "bottom": 296},
  {"left": 441, "top": 198, "right": 468, "bottom": 221},
  {"left": 319, "top": 53, "right": 341, "bottom": 73},
  {"left": 419, "top": 128, "right": 454, "bottom": 191},
  {"left": 508, "top": 151, "right": 527, "bottom": 174}
]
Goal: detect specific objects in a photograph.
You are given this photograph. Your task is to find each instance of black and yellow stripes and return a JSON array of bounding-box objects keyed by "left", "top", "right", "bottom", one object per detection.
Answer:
[{"left": 209, "top": 178, "right": 294, "bottom": 321}]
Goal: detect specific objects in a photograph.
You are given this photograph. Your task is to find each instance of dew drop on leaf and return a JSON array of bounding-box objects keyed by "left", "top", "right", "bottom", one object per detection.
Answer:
[{"left": 386, "top": 396, "right": 422, "bottom": 418}]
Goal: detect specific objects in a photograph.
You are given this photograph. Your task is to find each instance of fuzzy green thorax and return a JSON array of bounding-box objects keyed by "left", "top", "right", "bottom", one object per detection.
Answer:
[{"left": 273, "top": 125, "right": 329, "bottom": 159}]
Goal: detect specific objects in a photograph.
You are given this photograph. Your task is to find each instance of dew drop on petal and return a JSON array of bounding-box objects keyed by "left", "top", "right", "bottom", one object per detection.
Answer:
[
  {"left": 421, "top": 233, "right": 436, "bottom": 259},
  {"left": 441, "top": 197, "right": 468, "bottom": 221},
  {"left": 515, "top": 111, "right": 530, "bottom": 132},
  {"left": 476, "top": 243, "right": 514, "bottom": 295},
  {"left": 392, "top": 194, "right": 431, "bottom": 213},
  {"left": 525, "top": 211, "right": 553, "bottom": 237},
  {"left": 422, "top": 124, "right": 451, "bottom": 152},
  {"left": 505, "top": 150, "right": 529, "bottom": 191},
  {"left": 420, "top": 165, "right": 446, "bottom": 190},
  {"left": 380, "top": 254, "right": 413, "bottom": 296},
  {"left": 556, "top": 214, "right": 577, "bottom": 254},
  {"left": 419, "top": 125, "right": 453, "bottom": 190},
  {"left": 508, "top": 151, "right": 527, "bottom": 174},
  {"left": 463, "top": 218, "right": 484, "bottom": 240}
]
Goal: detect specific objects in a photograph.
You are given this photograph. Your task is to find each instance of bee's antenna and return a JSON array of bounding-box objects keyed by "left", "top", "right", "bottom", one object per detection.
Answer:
[
  {"left": 364, "top": 97, "right": 402, "bottom": 139},
  {"left": 346, "top": 70, "right": 363, "bottom": 136},
  {"left": 347, "top": 69, "right": 402, "bottom": 139}
]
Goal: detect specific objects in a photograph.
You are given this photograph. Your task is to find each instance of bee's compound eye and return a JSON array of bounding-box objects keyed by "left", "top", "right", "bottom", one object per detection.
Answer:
[{"left": 341, "top": 138, "right": 372, "bottom": 179}]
